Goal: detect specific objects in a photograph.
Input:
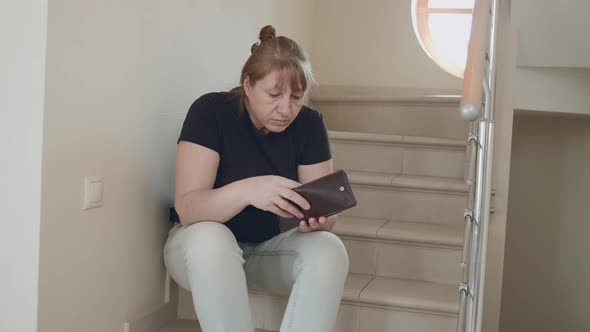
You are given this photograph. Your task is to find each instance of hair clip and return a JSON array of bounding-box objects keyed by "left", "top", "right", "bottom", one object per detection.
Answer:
[{"left": 251, "top": 42, "right": 260, "bottom": 54}]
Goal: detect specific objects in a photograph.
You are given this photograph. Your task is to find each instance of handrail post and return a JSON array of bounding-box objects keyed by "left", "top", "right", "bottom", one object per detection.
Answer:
[{"left": 457, "top": 0, "right": 500, "bottom": 332}]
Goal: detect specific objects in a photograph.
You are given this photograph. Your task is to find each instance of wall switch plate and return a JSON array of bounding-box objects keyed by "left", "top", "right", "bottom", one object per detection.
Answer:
[{"left": 83, "top": 176, "right": 103, "bottom": 210}]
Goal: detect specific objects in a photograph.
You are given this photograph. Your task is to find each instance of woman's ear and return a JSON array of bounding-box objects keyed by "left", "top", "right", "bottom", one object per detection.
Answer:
[{"left": 243, "top": 76, "right": 251, "bottom": 98}]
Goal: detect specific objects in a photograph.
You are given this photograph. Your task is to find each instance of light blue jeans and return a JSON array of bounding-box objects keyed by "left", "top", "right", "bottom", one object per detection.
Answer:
[{"left": 163, "top": 221, "right": 349, "bottom": 332}]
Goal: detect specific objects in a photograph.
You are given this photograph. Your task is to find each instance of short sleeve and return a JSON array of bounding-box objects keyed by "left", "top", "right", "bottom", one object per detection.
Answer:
[
  {"left": 178, "top": 95, "right": 221, "bottom": 153},
  {"left": 297, "top": 108, "right": 332, "bottom": 165}
]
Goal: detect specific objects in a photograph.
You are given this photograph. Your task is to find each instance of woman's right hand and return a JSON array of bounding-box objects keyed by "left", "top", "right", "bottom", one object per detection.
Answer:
[{"left": 240, "top": 175, "right": 310, "bottom": 219}]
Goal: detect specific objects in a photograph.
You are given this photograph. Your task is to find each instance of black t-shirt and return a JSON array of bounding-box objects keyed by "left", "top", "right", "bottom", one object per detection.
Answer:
[{"left": 178, "top": 92, "right": 332, "bottom": 243}]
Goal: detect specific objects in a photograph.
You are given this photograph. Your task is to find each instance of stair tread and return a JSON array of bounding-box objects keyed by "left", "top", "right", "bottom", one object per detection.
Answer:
[
  {"left": 342, "top": 272, "right": 374, "bottom": 302},
  {"left": 311, "top": 85, "right": 460, "bottom": 101},
  {"left": 156, "top": 319, "right": 200, "bottom": 332},
  {"left": 329, "top": 130, "right": 465, "bottom": 148},
  {"left": 250, "top": 272, "right": 457, "bottom": 314},
  {"left": 156, "top": 319, "right": 272, "bottom": 332},
  {"left": 168, "top": 274, "right": 458, "bottom": 330},
  {"left": 361, "top": 276, "right": 459, "bottom": 314},
  {"left": 378, "top": 220, "right": 464, "bottom": 247},
  {"left": 332, "top": 216, "right": 390, "bottom": 238},
  {"left": 334, "top": 217, "right": 464, "bottom": 247},
  {"left": 312, "top": 92, "right": 461, "bottom": 104},
  {"left": 249, "top": 272, "right": 373, "bottom": 302},
  {"left": 347, "top": 170, "right": 469, "bottom": 193}
]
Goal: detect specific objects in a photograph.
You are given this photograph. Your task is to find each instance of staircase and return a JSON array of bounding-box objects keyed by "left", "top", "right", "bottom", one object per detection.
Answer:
[{"left": 157, "top": 87, "right": 469, "bottom": 332}]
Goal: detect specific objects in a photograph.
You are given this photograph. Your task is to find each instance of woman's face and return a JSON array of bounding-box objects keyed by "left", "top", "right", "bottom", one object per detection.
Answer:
[{"left": 244, "top": 70, "right": 305, "bottom": 134}]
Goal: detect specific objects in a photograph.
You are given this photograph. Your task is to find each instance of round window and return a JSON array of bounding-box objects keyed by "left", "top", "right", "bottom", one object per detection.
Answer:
[{"left": 411, "top": 0, "right": 474, "bottom": 78}]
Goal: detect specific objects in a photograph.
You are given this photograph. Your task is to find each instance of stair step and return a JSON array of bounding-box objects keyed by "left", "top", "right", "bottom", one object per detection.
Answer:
[
  {"left": 314, "top": 95, "right": 461, "bottom": 104},
  {"left": 178, "top": 273, "right": 459, "bottom": 314},
  {"left": 361, "top": 276, "right": 458, "bottom": 314},
  {"left": 334, "top": 217, "right": 464, "bottom": 248},
  {"left": 156, "top": 319, "right": 273, "bottom": 332},
  {"left": 333, "top": 216, "right": 390, "bottom": 239},
  {"left": 342, "top": 171, "right": 468, "bottom": 225},
  {"left": 343, "top": 272, "right": 375, "bottom": 302},
  {"left": 330, "top": 131, "right": 466, "bottom": 178},
  {"left": 378, "top": 220, "right": 464, "bottom": 247},
  {"left": 156, "top": 319, "right": 200, "bottom": 332},
  {"left": 347, "top": 171, "right": 468, "bottom": 193},
  {"left": 312, "top": 89, "right": 467, "bottom": 140},
  {"left": 175, "top": 273, "right": 459, "bottom": 332},
  {"left": 344, "top": 274, "right": 459, "bottom": 314},
  {"left": 329, "top": 130, "right": 465, "bottom": 148},
  {"left": 334, "top": 217, "right": 461, "bottom": 284},
  {"left": 311, "top": 85, "right": 461, "bottom": 104}
]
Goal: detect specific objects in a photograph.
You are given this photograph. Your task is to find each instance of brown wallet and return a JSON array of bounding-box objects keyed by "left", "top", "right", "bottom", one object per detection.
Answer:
[{"left": 291, "top": 170, "right": 357, "bottom": 219}]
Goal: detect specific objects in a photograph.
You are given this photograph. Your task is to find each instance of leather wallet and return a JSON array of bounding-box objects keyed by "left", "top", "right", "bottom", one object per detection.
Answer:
[{"left": 291, "top": 170, "right": 357, "bottom": 219}]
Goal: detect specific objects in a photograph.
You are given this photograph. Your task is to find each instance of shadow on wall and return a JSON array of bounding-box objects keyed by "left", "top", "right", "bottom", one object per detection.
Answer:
[{"left": 501, "top": 112, "right": 590, "bottom": 332}]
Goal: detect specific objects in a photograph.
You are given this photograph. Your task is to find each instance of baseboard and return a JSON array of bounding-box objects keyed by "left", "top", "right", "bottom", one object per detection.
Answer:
[{"left": 123, "top": 275, "right": 179, "bottom": 332}]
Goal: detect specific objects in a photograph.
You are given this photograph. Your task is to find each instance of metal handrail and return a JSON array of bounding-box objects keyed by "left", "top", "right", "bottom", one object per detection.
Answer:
[{"left": 457, "top": 0, "right": 500, "bottom": 331}]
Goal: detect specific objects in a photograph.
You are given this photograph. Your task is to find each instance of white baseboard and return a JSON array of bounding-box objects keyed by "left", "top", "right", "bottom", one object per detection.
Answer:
[{"left": 123, "top": 278, "right": 179, "bottom": 332}]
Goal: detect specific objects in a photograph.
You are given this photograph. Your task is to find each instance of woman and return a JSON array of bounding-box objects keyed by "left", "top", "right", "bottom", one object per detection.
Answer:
[{"left": 164, "top": 25, "right": 349, "bottom": 332}]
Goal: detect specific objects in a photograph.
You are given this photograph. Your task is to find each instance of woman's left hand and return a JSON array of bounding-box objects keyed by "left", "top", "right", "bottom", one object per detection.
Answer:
[{"left": 298, "top": 215, "right": 336, "bottom": 233}]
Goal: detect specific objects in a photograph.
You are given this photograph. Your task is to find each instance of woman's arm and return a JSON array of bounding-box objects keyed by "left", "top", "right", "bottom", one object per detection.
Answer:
[
  {"left": 174, "top": 141, "right": 248, "bottom": 226},
  {"left": 175, "top": 141, "right": 310, "bottom": 226},
  {"left": 297, "top": 159, "right": 334, "bottom": 184}
]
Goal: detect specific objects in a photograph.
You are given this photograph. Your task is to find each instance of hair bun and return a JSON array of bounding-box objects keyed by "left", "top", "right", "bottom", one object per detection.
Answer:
[{"left": 259, "top": 25, "right": 276, "bottom": 42}]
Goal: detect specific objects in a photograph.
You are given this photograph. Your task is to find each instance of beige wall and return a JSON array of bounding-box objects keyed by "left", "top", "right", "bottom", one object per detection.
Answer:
[
  {"left": 500, "top": 113, "right": 590, "bottom": 332},
  {"left": 489, "top": 6, "right": 590, "bottom": 329},
  {"left": 514, "top": 68, "right": 590, "bottom": 116},
  {"left": 481, "top": 6, "right": 518, "bottom": 328},
  {"left": 510, "top": 1, "right": 590, "bottom": 116},
  {"left": 38, "top": 1, "right": 314, "bottom": 332},
  {"left": 511, "top": 0, "right": 590, "bottom": 68},
  {"left": 0, "top": 1, "right": 47, "bottom": 331},
  {"left": 311, "top": 0, "right": 462, "bottom": 90}
]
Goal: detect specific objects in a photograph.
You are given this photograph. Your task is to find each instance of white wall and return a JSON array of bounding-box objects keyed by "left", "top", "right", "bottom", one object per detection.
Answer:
[
  {"left": 37, "top": 1, "right": 315, "bottom": 332},
  {"left": 311, "top": 0, "right": 462, "bottom": 90},
  {"left": 500, "top": 113, "right": 590, "bottom": 332},
  {"left": 0, "top": 1, "right": 47, "bottom": 332}
]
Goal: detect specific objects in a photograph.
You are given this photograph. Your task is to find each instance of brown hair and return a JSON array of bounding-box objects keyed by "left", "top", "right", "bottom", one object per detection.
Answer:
[{"left": 231, "top": 25, "right": 316, "bottom": 111}]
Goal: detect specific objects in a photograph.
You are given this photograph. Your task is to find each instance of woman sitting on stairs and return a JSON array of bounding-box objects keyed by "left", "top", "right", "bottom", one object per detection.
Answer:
[{"left": 164, "top": 25, "right": 350, "bottom": 332}]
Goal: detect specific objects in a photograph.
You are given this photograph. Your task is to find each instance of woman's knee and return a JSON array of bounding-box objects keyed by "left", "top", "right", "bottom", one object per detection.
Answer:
[{"left": 298, "top": 232, "right": 350, "bottom": 277}]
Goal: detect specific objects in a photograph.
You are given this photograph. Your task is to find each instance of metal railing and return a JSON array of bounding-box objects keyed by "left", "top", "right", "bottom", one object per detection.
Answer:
[{"left": 457, "top": 0, "right": 500, "bottom": 331}]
